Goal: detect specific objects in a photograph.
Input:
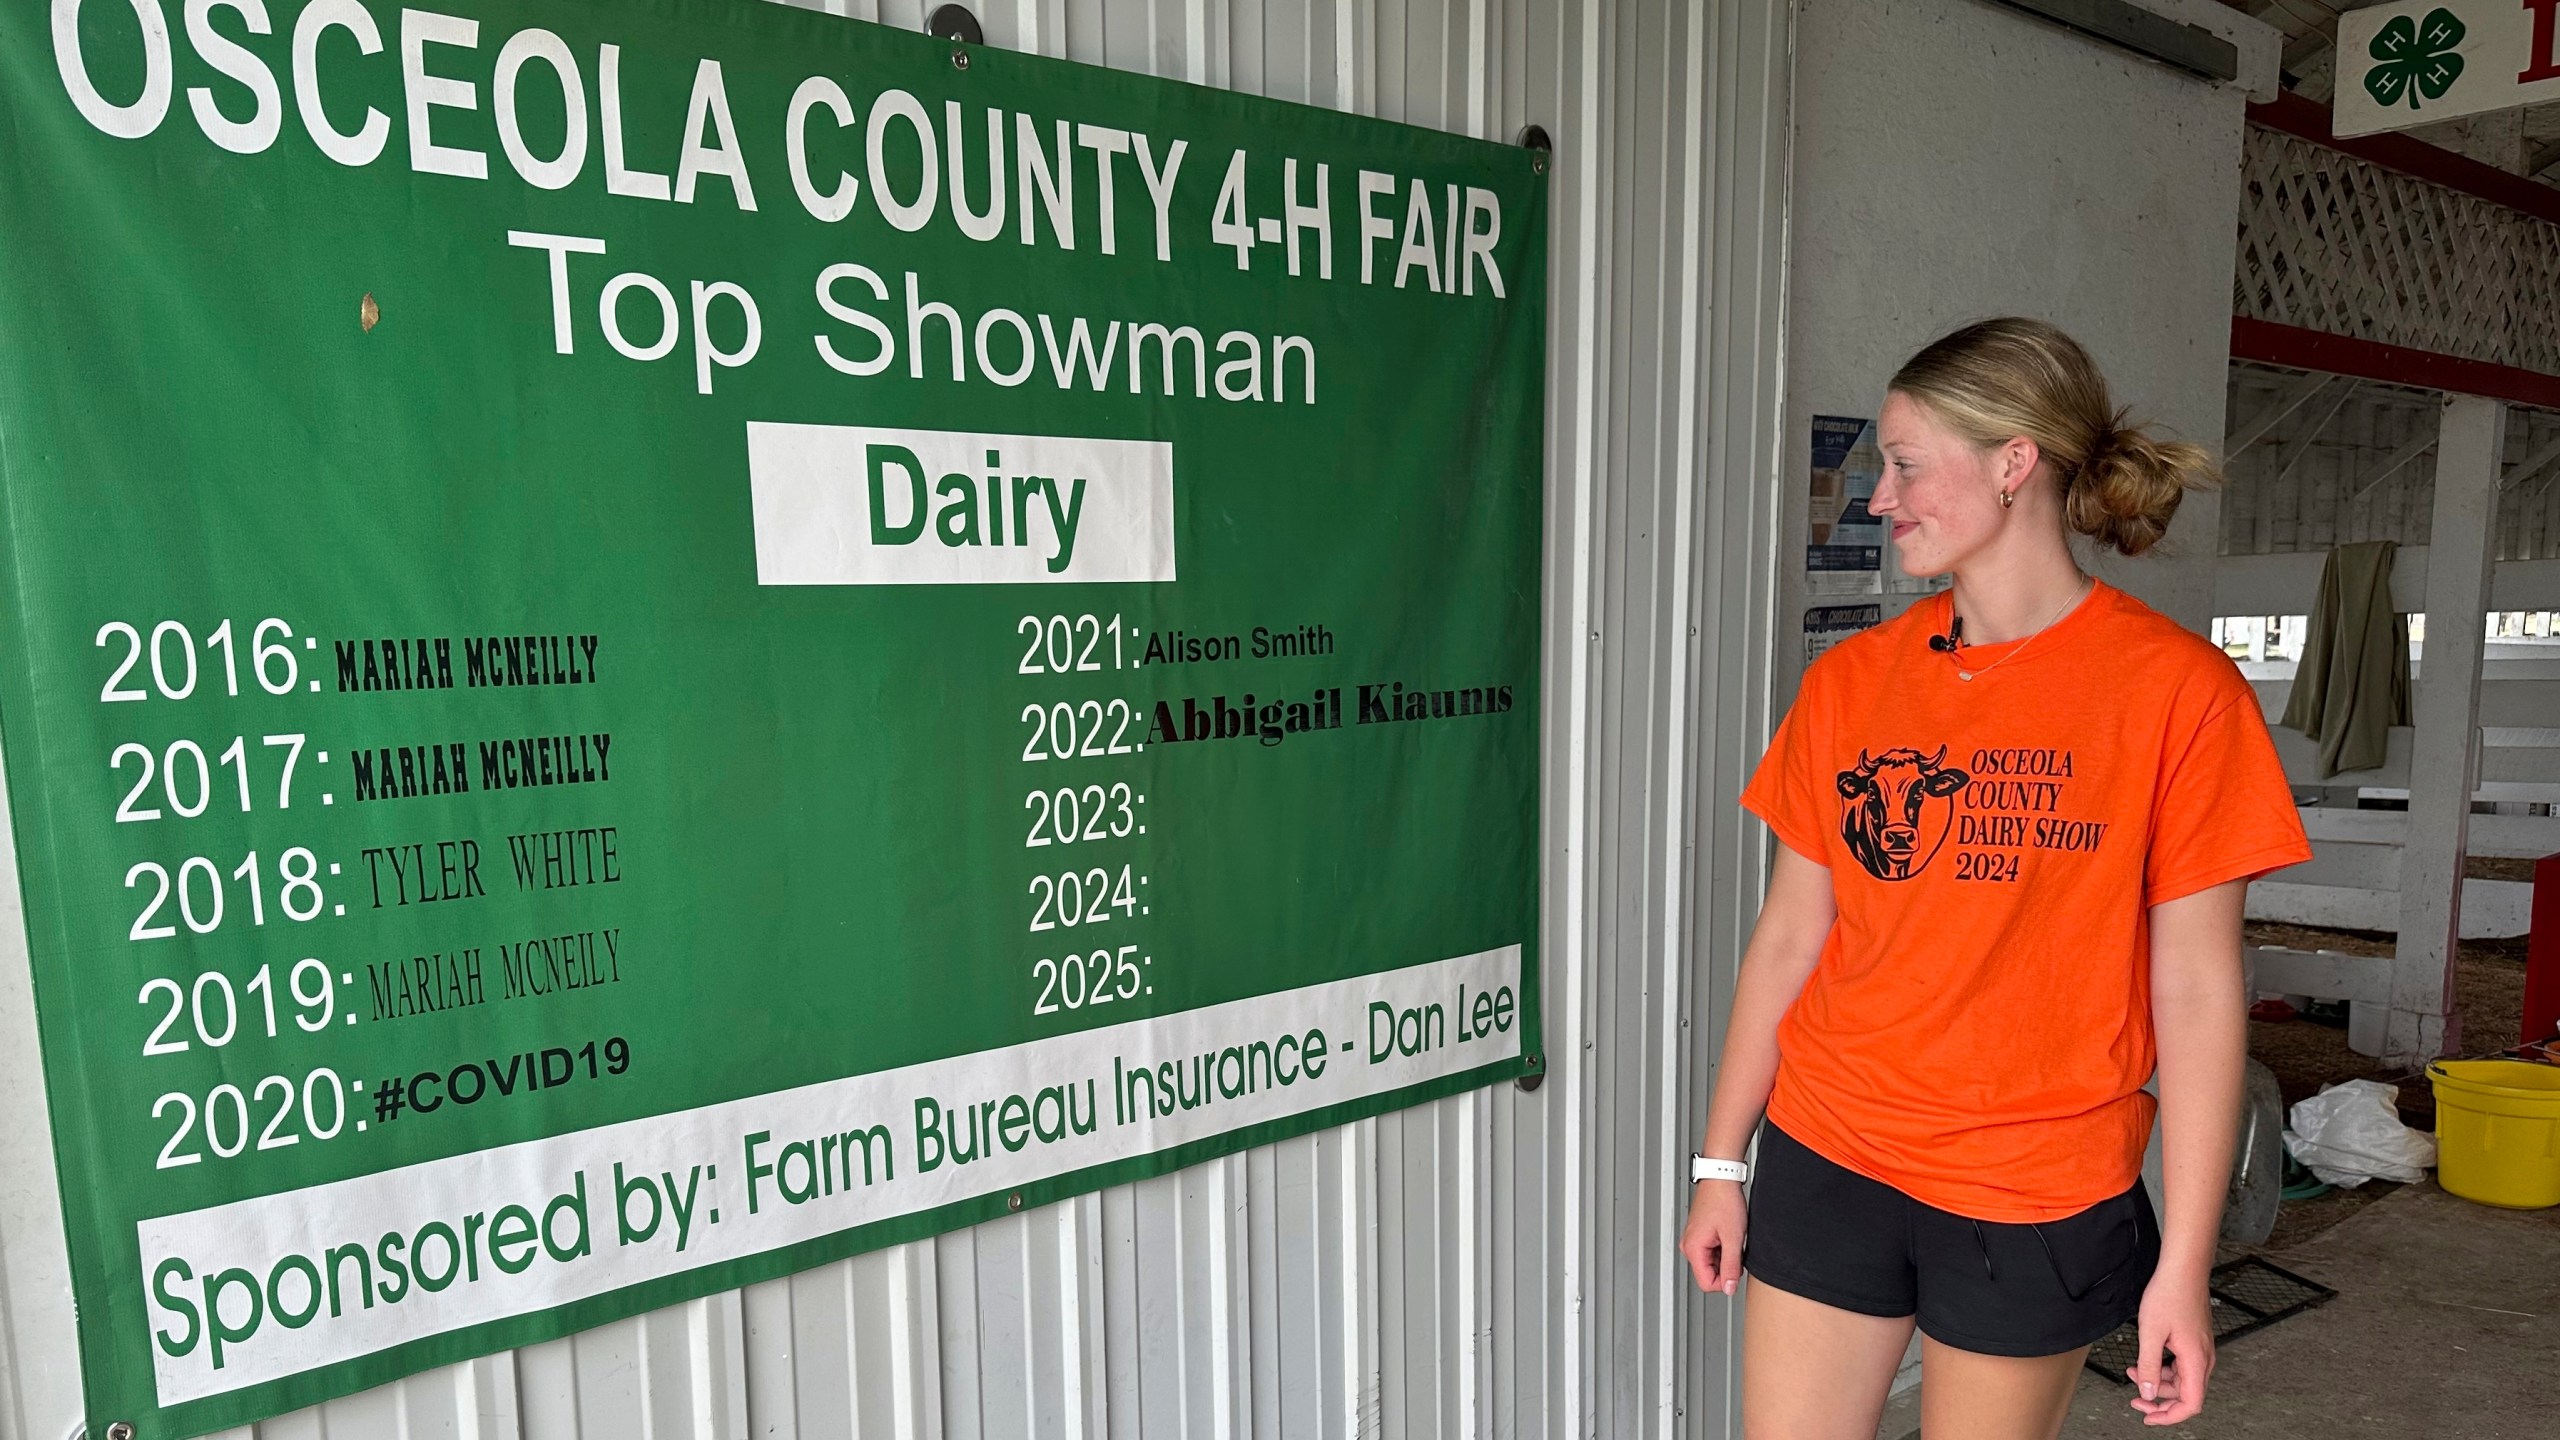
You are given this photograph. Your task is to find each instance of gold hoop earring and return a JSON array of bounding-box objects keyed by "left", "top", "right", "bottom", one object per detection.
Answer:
[{"left": 1999, "top": 489, "right": 2015, "bottom": 509}]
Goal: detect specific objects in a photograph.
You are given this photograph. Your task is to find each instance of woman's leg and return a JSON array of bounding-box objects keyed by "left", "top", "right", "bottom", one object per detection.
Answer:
[
  {"left": 1916, "top": 1335, "right": 2088, "bottom": 1440},
  {"left": 1741, "top": 1275, "right": 1917, "bottom": 1440}
]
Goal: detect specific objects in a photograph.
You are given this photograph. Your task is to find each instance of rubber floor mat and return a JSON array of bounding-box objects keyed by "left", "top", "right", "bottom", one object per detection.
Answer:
[{"left": 2084, "top": 1256, "right": 2337, "bottom": 1384}]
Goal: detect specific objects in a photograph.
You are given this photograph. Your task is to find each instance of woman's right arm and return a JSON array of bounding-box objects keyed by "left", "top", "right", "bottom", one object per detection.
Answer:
[{"left": 1678, "top": 841, "right": 1837, "bottom": 1294}]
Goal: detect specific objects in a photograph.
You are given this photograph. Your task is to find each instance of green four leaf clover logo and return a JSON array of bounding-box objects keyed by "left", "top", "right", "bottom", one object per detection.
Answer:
[{"left": 2365, "top": 7, "right": 2467, "bottom": 111}]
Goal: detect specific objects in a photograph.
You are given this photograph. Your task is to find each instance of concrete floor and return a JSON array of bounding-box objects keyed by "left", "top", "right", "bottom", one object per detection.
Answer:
[{"left": 1876, "top": 1178, "right": 2558, "bottom": 1439}]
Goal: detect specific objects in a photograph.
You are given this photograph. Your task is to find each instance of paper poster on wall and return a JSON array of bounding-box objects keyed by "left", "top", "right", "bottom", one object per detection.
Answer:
[
  {"left": 1804, "top": 605, "right": 1883, "bottom": 665},
  {"left": 1808, "top": 415, "right": 1884, "bottom": 594},
  {"left": 0, "top": 2, "right": 1548, "bottom": 1434}
]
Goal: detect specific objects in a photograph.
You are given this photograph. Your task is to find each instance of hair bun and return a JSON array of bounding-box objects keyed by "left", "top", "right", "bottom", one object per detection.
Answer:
[
  {"left": 2067, "top": 420, "right": 2213, "bottom": 556},
  {"left": 2080, "top": 412, "right": 2129, "bottom": 474}
]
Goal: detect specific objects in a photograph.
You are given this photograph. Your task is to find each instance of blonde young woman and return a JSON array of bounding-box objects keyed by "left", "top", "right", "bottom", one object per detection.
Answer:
[{"left": 1678, "top": 319, "right": 2310, "bottom": 1438}]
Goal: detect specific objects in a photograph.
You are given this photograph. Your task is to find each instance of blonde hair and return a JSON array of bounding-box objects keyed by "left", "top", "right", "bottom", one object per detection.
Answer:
[{"left": 1887, "top": 317, "right": 2218, "bottom": 557}]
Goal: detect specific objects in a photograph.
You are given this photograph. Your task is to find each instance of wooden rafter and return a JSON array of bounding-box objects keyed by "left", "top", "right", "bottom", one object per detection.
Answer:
[
  {"left": 2348, "top": 430, "right": 2436, "bottom": 504},
  {"left": 2501, "top": 432, "right": 2560, "bottom": 492},
  {"left": 2265, "top": 380, "right": 2357, "bottom": 488},
  {"left": 2227, "top": 371, "right": 2340, "bottom": 455}
]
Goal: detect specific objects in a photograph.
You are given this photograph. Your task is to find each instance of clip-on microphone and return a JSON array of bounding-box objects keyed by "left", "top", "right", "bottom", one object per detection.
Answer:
[{"left": 1928, "top": 614, "right": 1965, "bottom": 654}]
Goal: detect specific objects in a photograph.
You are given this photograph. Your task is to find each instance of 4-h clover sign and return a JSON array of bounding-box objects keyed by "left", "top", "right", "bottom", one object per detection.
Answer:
[
  {"left": 2364, "top": 7, "right": 2468, "bottom": 111},
  {"left": 2335, "top": 0, "right": 2560, "bottom": 138}
]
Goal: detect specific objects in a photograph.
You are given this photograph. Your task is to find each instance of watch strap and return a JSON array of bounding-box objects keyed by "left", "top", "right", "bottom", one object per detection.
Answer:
[{"left": 1690, "top": 1153, "right": 1750, "bottom": 1184}]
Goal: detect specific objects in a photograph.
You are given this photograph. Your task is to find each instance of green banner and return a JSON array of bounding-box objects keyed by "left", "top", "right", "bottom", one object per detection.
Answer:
[{"left": 0, "top": 1, "right": 1545, "bottom": 1433}]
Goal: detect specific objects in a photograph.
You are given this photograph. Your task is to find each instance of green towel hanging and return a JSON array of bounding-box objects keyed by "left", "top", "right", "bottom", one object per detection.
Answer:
[{"left": 2279, "top": 540, "right": 2412, "bottom": 779}]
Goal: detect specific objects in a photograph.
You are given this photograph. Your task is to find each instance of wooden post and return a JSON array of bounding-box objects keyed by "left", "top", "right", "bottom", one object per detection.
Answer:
[{"left": 2388, "top": 395, "right": 2504, "bottom": 1065}]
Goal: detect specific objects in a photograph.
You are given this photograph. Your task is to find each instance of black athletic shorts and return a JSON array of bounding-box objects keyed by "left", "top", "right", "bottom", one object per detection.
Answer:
[{"left": 1740, "top": 1119, "right": 2161, "bottom": 1357}]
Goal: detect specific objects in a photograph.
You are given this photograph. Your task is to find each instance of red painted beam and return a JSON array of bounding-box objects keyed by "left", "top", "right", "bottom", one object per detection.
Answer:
[
  {"left": 2230, "top": 317, "right": 2560, "bottom": 410},
  {"left": 2249, "top": 90, "right": 2560, "bottom": 228}
]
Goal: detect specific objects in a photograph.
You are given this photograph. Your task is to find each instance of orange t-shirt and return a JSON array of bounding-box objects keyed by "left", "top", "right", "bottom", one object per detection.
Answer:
[{"left": 1740, "top": 579, "right": 2311, "bottom": 1222}]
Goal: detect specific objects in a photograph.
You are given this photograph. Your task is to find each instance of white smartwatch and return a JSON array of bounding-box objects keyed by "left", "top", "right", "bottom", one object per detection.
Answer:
[{"left": 1690, "top": 1153, "right": 1750, "bottom": 1184}]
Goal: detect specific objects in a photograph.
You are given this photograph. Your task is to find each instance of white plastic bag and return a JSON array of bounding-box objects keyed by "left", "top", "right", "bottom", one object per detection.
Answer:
[{"left": 2282, "top": 1078, "right": 2438, "bottom": 1186}]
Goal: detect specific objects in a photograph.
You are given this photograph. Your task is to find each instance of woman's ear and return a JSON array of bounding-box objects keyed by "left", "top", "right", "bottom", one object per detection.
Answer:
[{"left": 2000, "top": 435, "right": 2041, "bottom": 488}]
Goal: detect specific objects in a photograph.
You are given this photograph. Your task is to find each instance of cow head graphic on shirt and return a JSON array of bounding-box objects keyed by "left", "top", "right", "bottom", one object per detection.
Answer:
[{"left": 1835, "top": 746, "right": 1969, "bottom": 881}]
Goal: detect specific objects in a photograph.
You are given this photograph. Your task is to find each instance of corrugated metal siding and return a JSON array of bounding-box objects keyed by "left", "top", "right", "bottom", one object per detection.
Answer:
[{"left": 0, "top": 3, "right": 1791, "bottom": 1438}]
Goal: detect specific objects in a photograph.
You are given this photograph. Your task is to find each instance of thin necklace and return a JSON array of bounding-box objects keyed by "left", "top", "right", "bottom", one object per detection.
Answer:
[{"left": 1948, "top": 575, "right": 2093, "bottom": 682}]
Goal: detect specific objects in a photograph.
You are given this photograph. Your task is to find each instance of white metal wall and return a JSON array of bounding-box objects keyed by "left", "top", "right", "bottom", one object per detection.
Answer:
[
  {"left": 1778, "top": 0, "right": 2269, "bottom": 643},
  {"left": 0, "top": 3, "right": 1793, "bottom": 1438}
]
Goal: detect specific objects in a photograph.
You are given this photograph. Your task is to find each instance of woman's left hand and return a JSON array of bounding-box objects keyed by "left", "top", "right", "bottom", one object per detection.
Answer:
[{"left": 2125, "top": 1263, "right": 2215, "bottom": 1425}]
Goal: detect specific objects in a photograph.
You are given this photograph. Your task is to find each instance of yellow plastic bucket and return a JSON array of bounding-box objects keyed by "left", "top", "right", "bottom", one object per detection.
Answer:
[{"left": 2428, "top": 1060, "right": 2560, "bottom": 1210}]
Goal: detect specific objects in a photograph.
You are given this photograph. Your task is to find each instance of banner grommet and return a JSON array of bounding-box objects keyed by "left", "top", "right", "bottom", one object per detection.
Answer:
[{"left": 930, "top": 5, "right": 985, "bottom": 45}]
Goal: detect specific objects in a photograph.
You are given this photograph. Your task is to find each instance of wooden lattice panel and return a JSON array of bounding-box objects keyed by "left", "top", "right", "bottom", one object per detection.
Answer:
[{"left": 2236, "top": 128, "right": 2560, "bottom": 376}]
